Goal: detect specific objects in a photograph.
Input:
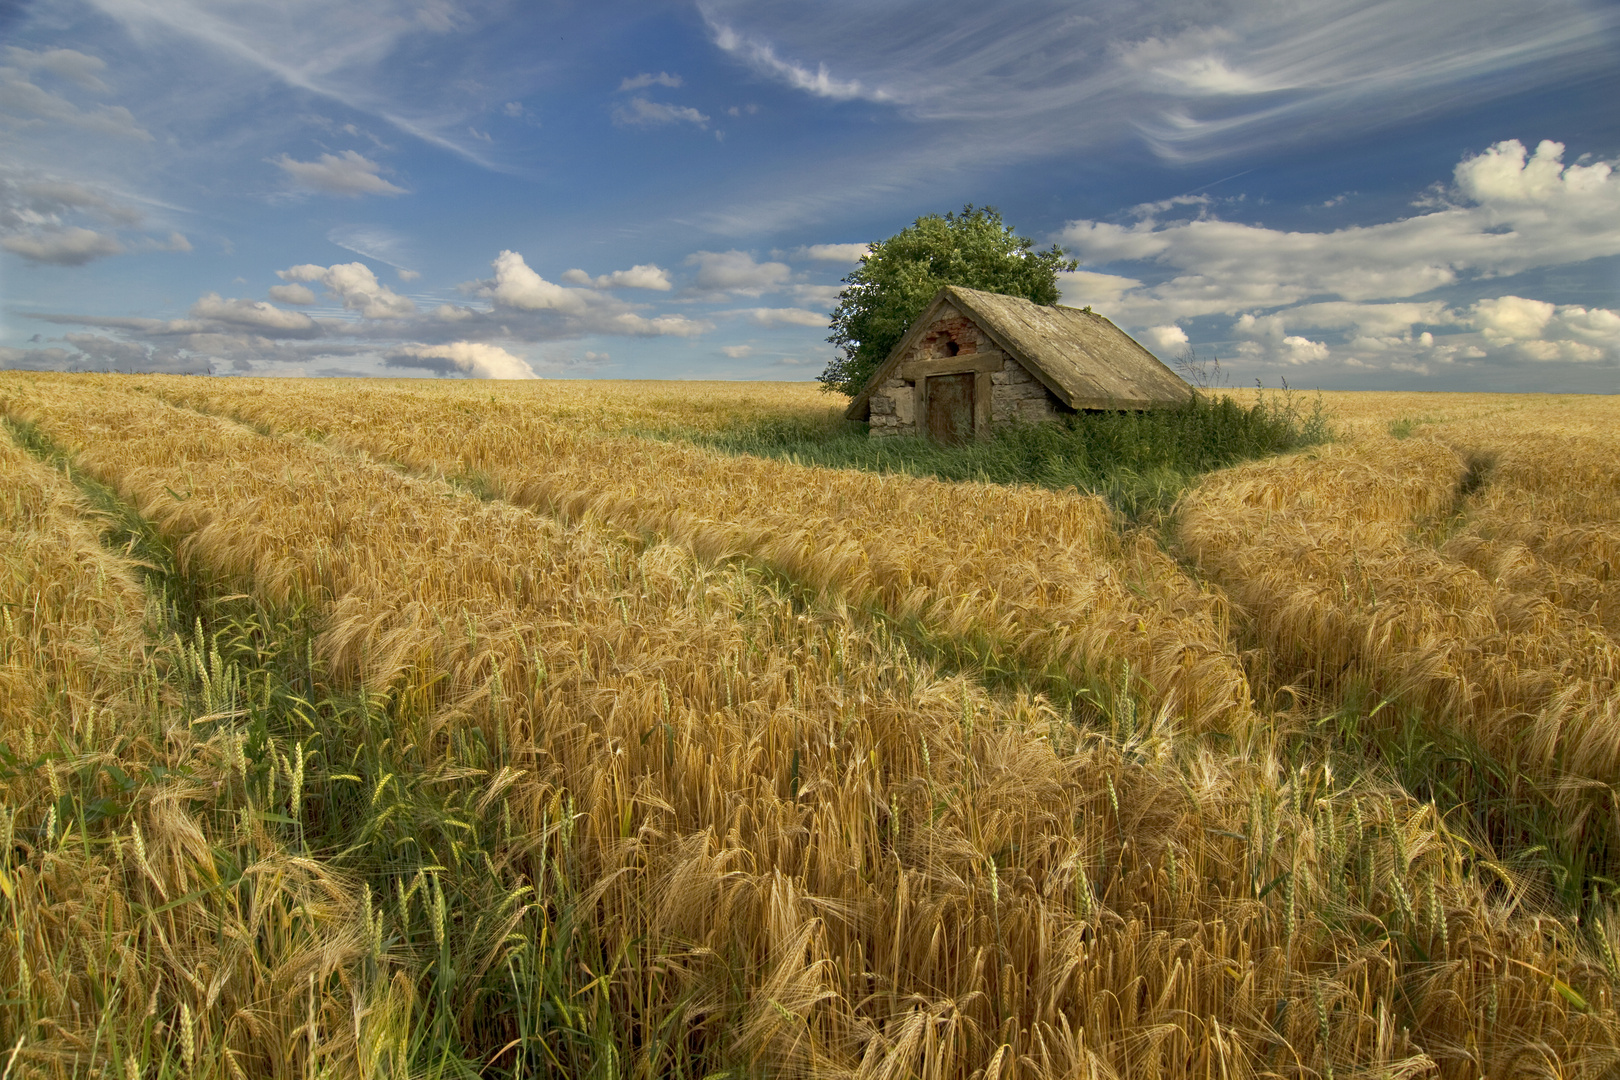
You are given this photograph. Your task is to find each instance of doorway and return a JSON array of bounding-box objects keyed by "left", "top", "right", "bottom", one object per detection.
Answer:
[{"left": 925, "top": 372, "right": 975, "bottom": 444}]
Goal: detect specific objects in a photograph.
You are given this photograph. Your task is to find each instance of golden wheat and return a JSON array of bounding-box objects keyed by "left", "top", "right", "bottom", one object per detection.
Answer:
[
  {"left": 0, "top": 426, "right": 369, "bottom": 1078},
  {"left": 4, "top": 375, "right": 1616, "bottom": 1077},
  {"left": 1176, "top": 422, "right": 1620, "bottom": 855},
  {"left": 134, "top": 374, "right": 1259, "bottom": 740}
]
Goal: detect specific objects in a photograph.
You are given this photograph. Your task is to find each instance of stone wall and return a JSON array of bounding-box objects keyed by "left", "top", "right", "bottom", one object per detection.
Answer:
[
  {"left": 868, "top": 303, "right": 1065, "bottom": 438},
  {"left": 991, "top": 358, "right": 1062, "bottom": 425}
]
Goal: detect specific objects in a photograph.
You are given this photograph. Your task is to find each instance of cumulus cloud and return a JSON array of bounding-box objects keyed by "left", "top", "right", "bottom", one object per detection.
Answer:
[
  {"left": 1472, "top": 296, "right": 1619, "bottom": 362},
  {"left": 273, "top": 151, "right": 406, "bottom": 196},
  {"left": 612, "top": 97, "right": 710, "bottom": 129},
  {"left": 387, "top": 341, "right": 538, "bottom": 379},
  {"left": 721, "top": 344, "right": 754, "bottom": 358},
  {"left": 268, "top": 282, "right": 317, "bottom": 304},
  {"left": 607, "top": 312, "right": 712, "bottom": 337},
  {"left": 481, "top": 250, "right": 591, "bottom": 314},
  {"left": 737, "top": 307, "right": 826, "bottom": 328},
  {"left": 618, "top": 72, "right": 682, "bottom": 91},
  {"left": 1057, "top": 270, "right": 1145, "bottom": 307},
  {"left": 1058, "top": 139, "right": 1620, "bottom": 325},
  {"left": 686, "top": 249, "right": 792, "bottom": 295},
  {"left": 0, "top": 170, "right": 190, "bottom": 266},
  {"left": 189, "top": 293, "right": 319, "bottom": 333},
  {"left": 396, "top": 268, "right": 420, "bottom": 282},
  {"left": 1, "top": 225, "right": 123, "bottom": 265},
  {"left": 0, "top": 173, "right": 142, "bottom": 230},
  {"left": 277, "top": 261, "right": 415, "bottom": 318},
  {"left": 561, "top": 263, "right": 673, "bottom": 290},
  {"left": 1042, "top": 139, "right": 1620, "bottom": 378},
  {"left": 1142, "top": 325, "right": 1188, "bottom": 353},
  {"left": 800, "top": 242, "right": 869, "bottom": 262}
]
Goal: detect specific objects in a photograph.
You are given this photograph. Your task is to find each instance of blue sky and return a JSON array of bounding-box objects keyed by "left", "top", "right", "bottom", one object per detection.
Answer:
[{"left": 2, "top": 0, "right": 1617, "bottom": 391}]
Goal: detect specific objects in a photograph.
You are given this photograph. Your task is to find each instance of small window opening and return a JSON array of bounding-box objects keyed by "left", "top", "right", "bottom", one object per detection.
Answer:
[{"left": 945, "top": 340, "right": 960, "bottom": 356}]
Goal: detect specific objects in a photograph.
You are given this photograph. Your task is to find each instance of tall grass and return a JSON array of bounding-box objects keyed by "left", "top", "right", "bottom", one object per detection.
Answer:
[
  {"left": 7, "top": 375, "right": 1620, "bottom": 1076},
  {"left": 669, "top": 389, "right": 1331, "bottom": 520}
]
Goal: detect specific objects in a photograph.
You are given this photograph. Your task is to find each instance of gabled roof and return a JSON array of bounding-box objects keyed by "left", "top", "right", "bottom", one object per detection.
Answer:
[{"left": 846, "top": 285, "right": 1193, "bottom": 420}]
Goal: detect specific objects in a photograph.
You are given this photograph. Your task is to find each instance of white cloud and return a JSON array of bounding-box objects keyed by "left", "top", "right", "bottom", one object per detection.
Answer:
[
  {"left": 388, "top": 341, "right": 538, "bottom": 379},
  {"left": 800, "top": 242, "right": 868, "bottom": 262},
  {"left": 3, "top": 47, "right": 111, "bottom": 93},
  {"left": 0, "top": 172, "right": 142, "bottom": 230},
  {"left": 1453, "top": 138, "right": 1606, "bottom": 204},
  {"left": 790, "top": 283, "right": 843, "bottom": 308},
  {"left": 189, "top": 293, "right": 318, "bottom": 333},
  {"left": 1471, "top": 296, "right": 1619, "bottom": 363},
  {"left": 618, "top": 72, "right": 682, "bottom": 91},
  {"left": 561, "top": 263, "right": 673, "bottom": 290},
  {"left": 608, "top": 313, "right": 712, "bottom": 337},
  {"left": 2, "top": 226, "right": 123, "bottom": 265},
  {"left": 685, "top": 249, "right": 791, "bottom": 295},
  {"left": 268, "top": 282, "right": 316, "bottom": 304},
  {"left": 276, "top": 261, "right": 415, "bottom": 318},
  {"left": 273, "top": 151, "right": 406, "bottom": 196},
  {"left": 709, "top": 22, "right": 886, "bottom": 102},
  {"left": 1057, "top": 139, "right": 1620, "bottom": 326},
  {"left": 397, "top": 268, "right": 420, "bottom": 282},
  {"left": 1472, "top": 295, "right": 1554, "bottom": 342},
  {"left": 612, "top": 96, "right": 710, "bottom": 129},
  {"left": 1057, "top": 270, "right": 1145, "bottom": 308},
  {"left": 1278, "top": 301, "right": 1460, "bottom": 338},
  {"left": 737, "top": 307, "right": 826, "bottom": 328},
  {"left": 1280, "top": 336, "right": 1330, "bottom": 364},
  {"left": 722, "top": 344, "right": 754, "bottom": 358},
  {"left": 483, "top": 250, "right": 590, "bottom": 314},
  {"left": 0, "top": 59, "right": 150, "bottom": 139},
  {"left": 1115, "top": 28, "right": 1286, "bottom": 96},
  {"left": 1143, "top": 325, "right": 1188, "bottom": 353}
]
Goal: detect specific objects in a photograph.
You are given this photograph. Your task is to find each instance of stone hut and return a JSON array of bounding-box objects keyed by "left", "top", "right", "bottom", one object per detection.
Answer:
[{"left": 845, "top": 285, "right": 1193, "bottom": 442}]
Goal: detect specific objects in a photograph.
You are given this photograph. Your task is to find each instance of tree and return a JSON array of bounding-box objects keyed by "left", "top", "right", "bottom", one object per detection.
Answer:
[{"left": 820, "top": 205, "right": 1077, "bottom": 396}]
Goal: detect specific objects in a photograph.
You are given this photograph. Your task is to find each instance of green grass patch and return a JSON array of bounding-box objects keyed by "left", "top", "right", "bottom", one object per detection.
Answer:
[{"left": 657, "top": 389, "right": 1330, "bottom": 520}]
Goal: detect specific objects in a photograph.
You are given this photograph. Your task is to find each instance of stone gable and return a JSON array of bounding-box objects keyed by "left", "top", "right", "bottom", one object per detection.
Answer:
[{"left": 866, "top": 302, "right": 1064, "bottom": 439}]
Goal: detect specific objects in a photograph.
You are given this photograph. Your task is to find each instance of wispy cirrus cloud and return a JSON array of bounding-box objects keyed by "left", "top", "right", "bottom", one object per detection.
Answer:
[{"left": 698, "top": 0, "right": 1618, "bottom": 164}]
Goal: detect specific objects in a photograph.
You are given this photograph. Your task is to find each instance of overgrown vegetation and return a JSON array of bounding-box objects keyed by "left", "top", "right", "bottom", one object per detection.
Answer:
[{"left": 679, "top": 389, "right": 1331, "bottom": 520}]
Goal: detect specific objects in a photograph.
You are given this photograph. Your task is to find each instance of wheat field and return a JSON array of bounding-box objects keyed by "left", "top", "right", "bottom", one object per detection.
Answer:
[{"left": 2, "top": 373, "right": 1618, "bottom": 1079}]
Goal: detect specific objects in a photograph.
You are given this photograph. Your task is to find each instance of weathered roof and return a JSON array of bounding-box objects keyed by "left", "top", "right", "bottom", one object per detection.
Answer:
[{"left": 846, "top": 285, "right": 1193, "bottom": 420}]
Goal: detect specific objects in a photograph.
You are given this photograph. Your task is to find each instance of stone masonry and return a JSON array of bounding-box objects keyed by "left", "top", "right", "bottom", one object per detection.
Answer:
[{"left": 866, "top": 303, "right": 1064, "bottom": 437}]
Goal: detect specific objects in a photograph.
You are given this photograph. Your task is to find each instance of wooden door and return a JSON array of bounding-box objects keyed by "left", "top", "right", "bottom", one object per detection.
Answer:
[{"left": 925, "top": 372, "right": 975, "bottom": 444}]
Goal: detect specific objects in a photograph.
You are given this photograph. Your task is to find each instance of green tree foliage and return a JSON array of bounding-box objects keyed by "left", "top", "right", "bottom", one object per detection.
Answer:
[{"left": 820, "top": 205, "right": 1078, "bottom": 396}]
